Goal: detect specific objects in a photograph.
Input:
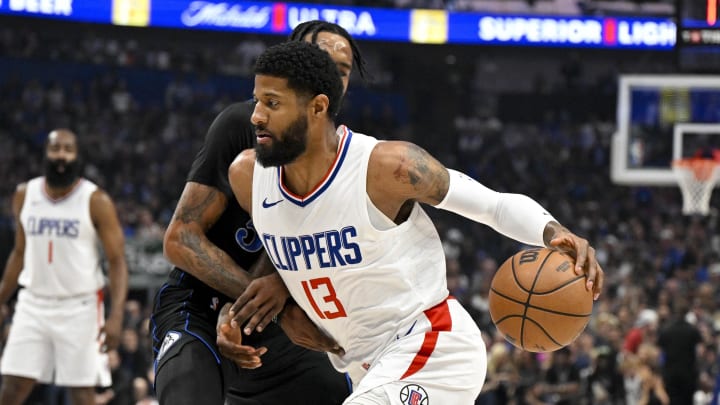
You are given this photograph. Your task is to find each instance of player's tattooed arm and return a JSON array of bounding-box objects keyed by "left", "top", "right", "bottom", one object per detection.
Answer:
[
  {"left": 399, "top": 142, "right": 450, "bottom": 205},
  {"left": 164, "top": 182, "right": 253, "bottom": 298},
  {"left": 174, "top": 185, "right": 219, "bottom": 226},
  {"left": 223, "top": 149, "right": 291, "bottom": 332},
  {"left": 368, "top": 141, "right": 450, "bottom": 221}
]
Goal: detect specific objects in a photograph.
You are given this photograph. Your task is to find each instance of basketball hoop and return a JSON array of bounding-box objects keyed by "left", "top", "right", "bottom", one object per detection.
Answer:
[{"left": 671, "top": 158, "right": 720, "bottom": 216}]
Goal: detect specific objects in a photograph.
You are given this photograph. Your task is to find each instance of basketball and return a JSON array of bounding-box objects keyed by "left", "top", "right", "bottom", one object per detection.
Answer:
[{"left": 488, "top": 248, "right": 593, "bottom": 352}]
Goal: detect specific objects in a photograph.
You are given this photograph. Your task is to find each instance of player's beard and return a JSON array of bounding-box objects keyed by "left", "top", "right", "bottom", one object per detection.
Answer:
[
  {"left": 255, "top": 114, "right": 308, "bottom": 167},
  {"left": 44, "top": 157, "right": 82, "bottom": 188}
]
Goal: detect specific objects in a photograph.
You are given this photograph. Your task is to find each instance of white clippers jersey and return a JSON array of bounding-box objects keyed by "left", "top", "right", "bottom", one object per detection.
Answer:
[
  {"left": 19, "top": 177, "right": 104, "bottom": 297},
  {"left": 252, "top": 127, "right": 449, "bottom": 373}
]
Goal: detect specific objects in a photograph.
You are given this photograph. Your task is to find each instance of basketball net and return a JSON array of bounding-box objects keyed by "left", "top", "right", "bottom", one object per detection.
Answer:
[{"left": 671, "top": 158, "right": 720, "bottom": 216}]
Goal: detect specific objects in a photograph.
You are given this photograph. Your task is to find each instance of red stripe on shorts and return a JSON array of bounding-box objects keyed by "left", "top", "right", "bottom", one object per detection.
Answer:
[
  {"left": 401, "top": 297, "right": 453, "bottom": 379},
  {"left": 97, "top": 289, "right": 105, "bottom": 332}
]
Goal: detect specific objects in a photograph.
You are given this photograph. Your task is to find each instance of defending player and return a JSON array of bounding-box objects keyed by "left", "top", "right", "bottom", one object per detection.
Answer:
[
  {"left": 150, "top": 21, "right": 368, "bottom": 405},
  {"left": 224, "top": 41, "right": 604, "bottom": 404}
]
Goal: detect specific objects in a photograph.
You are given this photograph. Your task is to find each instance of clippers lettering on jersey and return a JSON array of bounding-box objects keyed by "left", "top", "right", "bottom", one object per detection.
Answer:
[
  {"left": 262, "top": 226, "right": 362, "bottom": 271},
  {"left": 26, "top": 216, "right": 80, "bottom": 238}
]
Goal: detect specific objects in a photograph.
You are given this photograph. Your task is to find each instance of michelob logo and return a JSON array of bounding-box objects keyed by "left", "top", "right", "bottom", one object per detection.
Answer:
[
  {"left": 287, "top": 6, "right": 377, "bottom": 36},
  {"left": 112, "top": 0, "right": 149, "bottom": 26},
  {"left": 410, "top": 9, "right": 447, "bottom": 44},
  {"left": 181, "top": 1, "right": 271, "bottom": 28}
]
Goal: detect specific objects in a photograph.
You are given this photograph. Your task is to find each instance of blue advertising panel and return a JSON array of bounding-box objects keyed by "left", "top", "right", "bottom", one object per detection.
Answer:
[
  {"left": 683, "top": 18, "right": 719, "bottom": 28},
  {"left": 149, "top": 0, "right": 409, "bottom": 40},
  {"left": 0, "top": 0, "right": 111, "bottom": 23},
  {"left": 0, "top": 0, "right": 676, "bottom": 49},
  {"left": 448, "top": 13, "right": 675, "bottom": 49}
]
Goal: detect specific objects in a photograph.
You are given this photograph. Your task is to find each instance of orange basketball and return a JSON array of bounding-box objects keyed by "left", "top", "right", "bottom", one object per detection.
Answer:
[{"left": 488, "top": 248, "right": 593, "bottom": 352}]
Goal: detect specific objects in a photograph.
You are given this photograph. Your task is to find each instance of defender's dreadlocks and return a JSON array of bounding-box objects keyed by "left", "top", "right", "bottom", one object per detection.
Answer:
[{"left": 289, "top": 20, "right": 369, "bottom": 80}]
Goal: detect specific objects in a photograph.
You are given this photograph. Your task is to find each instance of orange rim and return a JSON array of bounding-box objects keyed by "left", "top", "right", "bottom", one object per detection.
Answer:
[{"left": 672, "top": 158, "right": 720, "bottom": 181}]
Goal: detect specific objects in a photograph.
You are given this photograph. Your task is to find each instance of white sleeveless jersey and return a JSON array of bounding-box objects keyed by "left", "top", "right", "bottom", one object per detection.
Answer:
[
  {"left": 252, "top": 127, "right": 449, "bottom": 373},
  {"left": 19, "top": 177, "right": 104, "bottom": 297}
]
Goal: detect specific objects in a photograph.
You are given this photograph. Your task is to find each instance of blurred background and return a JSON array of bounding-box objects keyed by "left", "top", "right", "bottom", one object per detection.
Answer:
[{"left": 0, "top": 0, "right": 719, "bottom": 403}]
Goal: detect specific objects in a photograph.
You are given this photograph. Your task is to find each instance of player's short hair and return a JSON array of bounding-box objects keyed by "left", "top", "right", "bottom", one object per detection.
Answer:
[
  {"left": 288, "top": 20, "right": 369, "bottom": 80},
  {"left": 254, "top": 41, "right": 344, "bottom": 118}
]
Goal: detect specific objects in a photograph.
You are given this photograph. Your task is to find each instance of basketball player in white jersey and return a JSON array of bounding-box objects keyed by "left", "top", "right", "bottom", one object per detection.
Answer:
[
  {"left": 0, "top": 129, "right": 128, "bottom": 405},
  {"left": 223, "top": 42, "right": 604, "bottom": 404}
]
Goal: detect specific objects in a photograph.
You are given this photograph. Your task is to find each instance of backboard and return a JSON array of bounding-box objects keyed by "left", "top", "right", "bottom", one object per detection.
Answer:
[{"left": 611, "top": 75, "right": 720, "bottom": 186}]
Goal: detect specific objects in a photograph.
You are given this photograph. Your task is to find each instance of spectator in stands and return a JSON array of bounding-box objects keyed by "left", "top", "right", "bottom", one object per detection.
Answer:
[
  {"left": 587, "top": 345, "right": 625, "bottom": 405},
  {"left": 657, "top": 298, "right": 702, "bottom": 405},
  {"left": 542, "top": 347, "right": 582, "bottom": 405},
  {"left": 622, "top": 343, "right": 669, "bottom": 405},
  {"left": 95, "top": 349, "right": 134, "bottom": 405},
  {"left": 623, "top": 308, "right": 659, "bottom": 355},
  {"left": 477, "top": 343, "right": 519, "bottom": 404}
]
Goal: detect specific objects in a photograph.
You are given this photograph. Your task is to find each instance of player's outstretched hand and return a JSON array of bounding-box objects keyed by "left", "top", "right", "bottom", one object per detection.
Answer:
[
  {"left": 548, "top": 226, "right": 604, "bottom": 301},
  {"left": 279, "top": 303, "right": 345, "bottom": 356},
  {"left": 216, "top": 303, "right": 267, "bottom": 369},
  {"left": 230, "top": 272, "right": 290, "bottom": 335}
]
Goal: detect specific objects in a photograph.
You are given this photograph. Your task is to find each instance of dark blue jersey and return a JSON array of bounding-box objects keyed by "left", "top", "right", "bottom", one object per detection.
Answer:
[
  {"left": 187, "top": 100, "right": 262, "bottom": 277},
  {"left": 152, "top": 101, "right": 315, "bottom": 381}
]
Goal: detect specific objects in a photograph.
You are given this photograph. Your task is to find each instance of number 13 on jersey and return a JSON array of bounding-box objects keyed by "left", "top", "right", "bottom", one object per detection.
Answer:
[{"left": 301, "top": 277, "right": 347, "bottom": 319}]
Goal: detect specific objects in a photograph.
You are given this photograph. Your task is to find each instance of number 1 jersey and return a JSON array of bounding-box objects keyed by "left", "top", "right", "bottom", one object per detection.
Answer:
[{"left": 19, "top": 177, "right": 104, "bottom": 297}]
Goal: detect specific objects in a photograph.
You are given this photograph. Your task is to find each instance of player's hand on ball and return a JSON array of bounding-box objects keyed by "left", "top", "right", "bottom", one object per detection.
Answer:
[
  {"left": 216, "top": 303, "right": 267, "bottom": 369},
  {"left": 546, "top": 222, "right": 604, "bottom": 300},
  {"left": 279, "top": 303, "right": 345, "bottom": 357},
  {"left": 230, "top": 272, "right": 290, "bottom": 335}
]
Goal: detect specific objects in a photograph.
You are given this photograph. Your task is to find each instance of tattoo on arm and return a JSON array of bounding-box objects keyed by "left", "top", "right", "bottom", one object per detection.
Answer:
[
  {"left": 394, "top": 143, "right": 449, "bottom": 204},
  {"left": 176, "top": 188, "right": 219, "bottom": 224},
  {"left": 179, "top": 229, "right": 248, "bottom": 297}
]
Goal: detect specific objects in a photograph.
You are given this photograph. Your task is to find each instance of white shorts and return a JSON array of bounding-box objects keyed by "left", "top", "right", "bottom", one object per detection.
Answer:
[
  {"left": 343, "top": 298, "right": 487, "bottom": 405},
  {"left": 1, "top": 288, "right": 111, "bottom": 387}
]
